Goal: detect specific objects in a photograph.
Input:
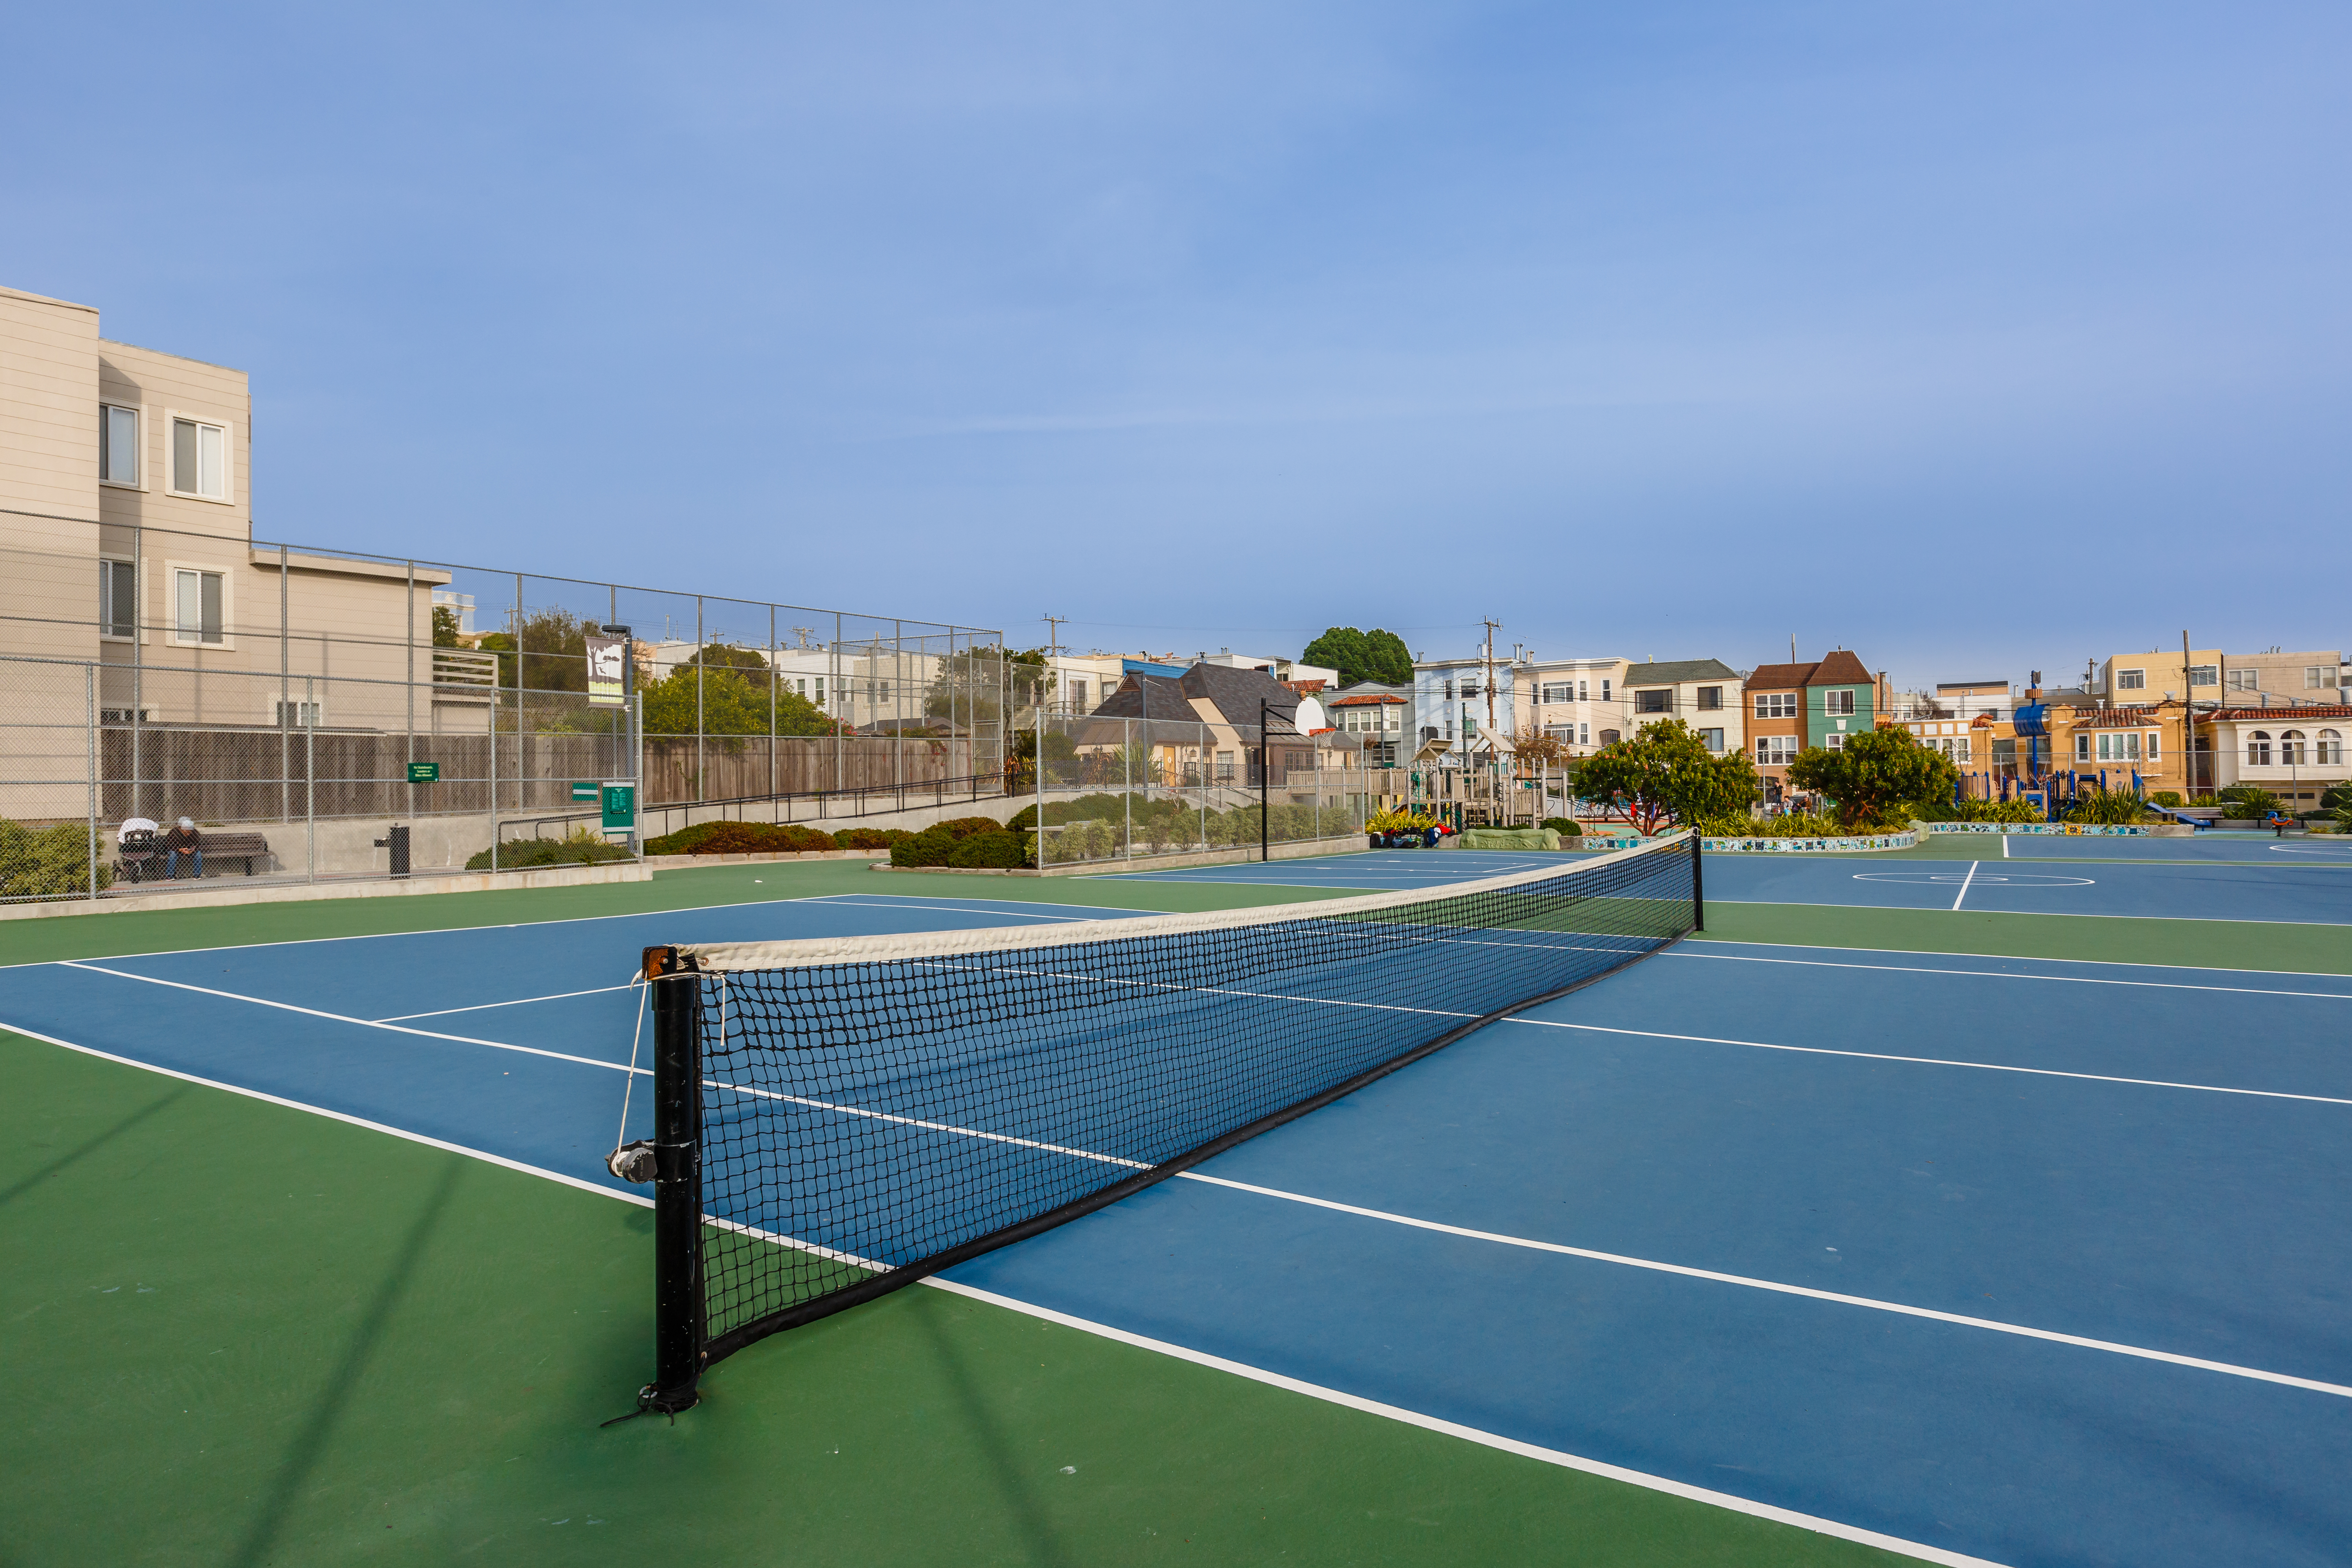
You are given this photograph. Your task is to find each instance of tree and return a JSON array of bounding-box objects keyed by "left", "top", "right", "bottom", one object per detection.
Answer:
[
  {"left": 431, "top": 605, "right": 461, "bottom": 648},
  {"left": 1303, "top": 627, "right": 1413, "bottom": 688},
  {"left": 1576, "top": 719, "right": 1757, "bottom": 834},
  {"left": 686, "top": 642, "right": 769, "bottom": 671},
  {"left": 473, "top": 607, "right": 593, "bottom": 691},
  {"left": 1785, "top": 725, "right": 1960, "bottom": 830},
  {"left": 641, "top": 664, "right": 837, "bottom": 738},
  {"left": 1505, "top": 725, "right": 1574, "bottom": 771}
]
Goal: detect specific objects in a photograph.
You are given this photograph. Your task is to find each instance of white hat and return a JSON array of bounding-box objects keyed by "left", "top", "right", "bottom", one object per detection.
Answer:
[{"left": 178, "top": 816, "right": 195, "bottom": 829}]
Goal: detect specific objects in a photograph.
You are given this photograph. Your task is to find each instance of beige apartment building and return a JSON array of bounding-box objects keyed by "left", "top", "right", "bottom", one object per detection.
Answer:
[
  {"left": 2096, "top": 647, "right": 2348, "bottom": 706},
  {"left": 1, "top": 283, "right": 445, "bottom": 736}
]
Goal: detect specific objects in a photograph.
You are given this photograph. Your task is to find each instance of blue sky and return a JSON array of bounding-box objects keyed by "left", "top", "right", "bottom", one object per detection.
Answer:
[{"left": 8, "top": 2, "right": 2346, "bottom": 686}]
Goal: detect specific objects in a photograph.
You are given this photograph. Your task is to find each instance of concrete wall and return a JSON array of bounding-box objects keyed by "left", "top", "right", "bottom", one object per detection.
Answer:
[{"left": 0, "top": 286, "right": 102, "bottom": 663}]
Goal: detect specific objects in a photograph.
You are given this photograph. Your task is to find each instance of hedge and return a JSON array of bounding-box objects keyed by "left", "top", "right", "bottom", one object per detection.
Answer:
[
  {"left": 465, "top": 836, "right": 636, "bottom": 871},
  {"left": 0, "top": 819, "right": 115, "bottom": 898},
  {"left": 641, "top": 820, "right": 841, "bottom": 855}
]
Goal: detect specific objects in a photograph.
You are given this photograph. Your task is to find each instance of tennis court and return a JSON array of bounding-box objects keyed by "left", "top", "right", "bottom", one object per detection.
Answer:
[{"left": 5, "top": 843, "right": 2348, "bottom": 1566}]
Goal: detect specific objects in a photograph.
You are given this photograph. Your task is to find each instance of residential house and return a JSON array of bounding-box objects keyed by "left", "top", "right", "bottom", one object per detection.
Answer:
[
  {"left": 1519, "top": 656, "right": 1629, "bottom": 755},
  {"left": 1324, "top": 681, "right": 1411, "bottom": 767},
  {"left": 1621, "top": 659, "right": 1745, "bottom": 758},
  {"left": 1412, "top": 653, "right": 1522, "bottom": 760},
  {"left": 2199, "top": 705, "right": 2350, "bottom": 813},
  {"left": 1195, "top": 649, "right": 1340, "bottom": 692},
  {"left": 1742, "top": 650, "right": 1880, "bottom": 798},
  {"left": 1081, "top": 661, "right": 1352, "bottom": 798},
  {"left": 2097, "top": 647, "right": 2348, "bottom": 707}
]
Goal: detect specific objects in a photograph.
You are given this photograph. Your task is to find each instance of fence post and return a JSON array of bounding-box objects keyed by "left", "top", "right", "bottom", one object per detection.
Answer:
[
  {"left": 86, "top": 663, "right": 99, "bottom": 902},
  {"left": 642, "top": 946, "right": 705, "bottom": 1414},
  {"left": 305, "top": 674, "right": 317, "bottom": 884}
]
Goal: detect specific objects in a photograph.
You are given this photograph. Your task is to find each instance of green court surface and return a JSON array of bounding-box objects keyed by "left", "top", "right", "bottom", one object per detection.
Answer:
[{"left": 4, "top": 855, "right": 2335, "bottom": 1566}]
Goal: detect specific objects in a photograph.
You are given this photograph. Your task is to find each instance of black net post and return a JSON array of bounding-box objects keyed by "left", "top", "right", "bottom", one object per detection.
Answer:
[
  {"left": 643, "top": 944, "right": 705, "bottom": 1414},
  {"left": 1689, "top": 826, "right": 1704, "bottom": 932}
]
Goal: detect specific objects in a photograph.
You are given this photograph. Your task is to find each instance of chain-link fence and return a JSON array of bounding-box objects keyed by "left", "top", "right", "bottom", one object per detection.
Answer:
[{"left": 1019, "top": 713, "right": 1373, "bottom": 867}]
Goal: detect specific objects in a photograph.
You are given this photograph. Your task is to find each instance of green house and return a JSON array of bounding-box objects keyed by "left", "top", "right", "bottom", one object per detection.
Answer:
[{"left": 1803, "top": 649, "right": 1878, "bottom": 751}]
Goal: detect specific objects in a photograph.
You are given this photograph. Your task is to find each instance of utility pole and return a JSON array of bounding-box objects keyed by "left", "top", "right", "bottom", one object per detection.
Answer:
[
  {"left": 2182, "top": 629, "right": 2197, "bottom": 798},
  {"left": 1039, "top": 613, "right": 1065, "bottom": 720},
  {"left": 1481, "top": 618, "right": 1501, "bottom": 828}
]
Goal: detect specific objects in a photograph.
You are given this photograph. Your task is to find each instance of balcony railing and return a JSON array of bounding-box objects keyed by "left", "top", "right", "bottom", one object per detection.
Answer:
[{"left": 431, "top": 647, "right": 499, "bottom": 687}]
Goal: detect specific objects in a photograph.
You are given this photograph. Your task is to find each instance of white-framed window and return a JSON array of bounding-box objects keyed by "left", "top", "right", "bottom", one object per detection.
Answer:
[
  {"left": 1955, "top": 736, "right": 1970, "bottom": 763},
  {"left": 2074, "top": 733, "right": 2092, "bottom": 763},
  {"left": 274, "top": 699, "right": 321, "bottom": 727},
  {"left": 2187, "top": 664, "right": 2218, "bottom": 688},
  {"left": 814, "top": 677, "right": 825, "bottom": 705},
  {"left": 1069, "top": 679, "right": 1087, "bottom": 709},
  {"left": 1823, "top": 689, "right": 1857, "bottom": 716},
  {"left": 1599, "top": 679, "right": 1611, "bottom": 702},
  {"left": 2117, "top": 668, "right": 2145, "bottom": 690},
  {"left": 101, "top": 404, "right": 140, "bottom": 487},
  {"left": 2227, "top": 667, "right": 2259, "bottom": 692},
  {"left": 2307, "top": 667, "right": 2328, "bottom": 689},
  {"left": 2279, "top": 730, "right": 2306, "bottom": 766},
  {"left": 1825, "top": 731, "right": 1847, "bottom": 749},
  {"left": 98, "top": 559, "right": 137, "bottom": 640},
  {"left": 2145, "top": 732, "right": 2159, "bottom": 761},
  {"left": 169, "top": 415, "right": 231, "bottom": 500},
  {"left": 1634, "top": 689, "right": 1670, "bottom": 714},
  {"left": 171, "top": 566, "right": 226, "bottom": 645},
  {"left": 1698, "top": 727, "right": 1724, "bottom": 752},
  {"left": 1578, "top": 721, "right": 1589, "bottom": 745},
  {"left": 1754, "top": 692, "right": 1797, "bottom": 718},
  {"left": 2247, "top": 731, "right": 2272, "bottom": 766},
  {"left": 2318, "top": 729, "right": 2344, "bottom": 764},
  {"left": 1756, "top": 735, "right": 1800, "bottom": 765},
  {"left": 2094, "top": 732, "right": 2142, "bottom": 762},
  {"left": 1541, "top": 682, "right": 1573, "bottom": 704},
  {"left": 1696, "top": 686, "right": 1722, "bottom": 710},
  {"left": 1576, "top": 680, "right": 1587, "bottom": 701}
]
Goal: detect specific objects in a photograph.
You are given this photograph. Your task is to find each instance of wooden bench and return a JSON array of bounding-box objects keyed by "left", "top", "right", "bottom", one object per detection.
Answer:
[{"left": 201, "top": 831, "right": 273, "bottom": 875}]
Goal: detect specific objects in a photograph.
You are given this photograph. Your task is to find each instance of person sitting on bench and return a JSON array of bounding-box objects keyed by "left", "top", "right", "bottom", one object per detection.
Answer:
[{"left": 163, "top": 817, "right": 204, "bottom": 879}]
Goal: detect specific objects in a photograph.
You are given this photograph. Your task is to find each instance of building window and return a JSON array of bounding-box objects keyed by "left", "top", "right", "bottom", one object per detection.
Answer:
[
  {"left": 1825, "top": 732, "right": 1847, "bottom": 749},
  {"left": 98, "top": 559, "right": 136, "bottom": 639},
  {"left": 1698, "top": 727, "right": 1724, "bottom": 752},
  {"left": 2187, "top": 664, "right": 2217, "bottom": 688},
  {"left": 2074, "top": 734, "right": 2092, "bottom": 763},
  {"left": 1068, "top": 679, "right": 1087, "bottom": 710},
  {"left": 1216, "top": 750, "right": 1234, "bottom": 781},
  {"left": 2318, "top": 730, "right": 2344, "bottom": 765},
  {"left": 2247, "top": 731, "right": 2272, "bottom": 766},
  {"left": 274, "top": 700, "right": 321, "bottom": 727},
  {"left": 2145, "top": 732, "right": 2159, "bottom": 761},
  {"left": 2279, "top": 730, "right": 2306, "bottom": 766},
  {"left": 170, "top": 417, "right": 229, "bottom": 499},
  {"left": 2307, "top": 667, "right": 2329, "bottom": 689},
  {"left": 814, "top": 677, "right": 825, "bottom": 705},
  {"left": 1756, "top": 735, "right": 1799, "bottom": 765},
  {"left": 173, "top": 568, "right": 224, "bottom": 644},
  {"left": 1541, "top": 682, "right": 1573, "bottom": 704},
  {"left": 2095, "top": 732, "right": 2142, "bottom": 762},
  {"left": 1956, "top": 736, "right": 1970, "bottom": 763},
  {"left": 1754, "top": 692, "right": 1796, "bottom": 718},
  {"left": 2227, "top": 667, "right": 2259, "bottom": 692},
  {"left": 1823, "top": 689, "right": 1856, "bottom": 716},
  {"left": 2117, "top": 668, "right": 2145, "bottom": 690},
  {"left": 101, "top": 405, "right": 139, "bottom": 486},
  {"left": 1696, "top": 686, "right": 1722, "bottom": 710},
  {"left": 1635, "top": 689, "right": 1669, "bottom": 714},
  {"left": 1577, "top": 680, "right": 1587, "bottom": 701},
  {"left": 1600, "top": 679, "right": 1611, "bottom": 702},
  {"left": 1598, "top": 728, "right": 1620, "bottom": 745}
]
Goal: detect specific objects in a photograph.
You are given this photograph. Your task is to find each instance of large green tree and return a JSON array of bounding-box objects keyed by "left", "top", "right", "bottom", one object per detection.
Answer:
[
  {"left": 1303, "top": 626, "right": 1413, "bottom": 687},
  {"left": 641, "top": 664, "right": 836, "bottom": 738},
  {"left": 1786, "top": 725, "right": 1960, "bottom": 829},
  {"left": 1576, "top": 719, "right": 1757, "bottom": 834}
]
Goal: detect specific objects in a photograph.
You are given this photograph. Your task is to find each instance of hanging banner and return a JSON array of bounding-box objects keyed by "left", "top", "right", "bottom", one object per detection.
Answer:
[{"left": 587, "top": 635, "right": 627, "bottom": 707}]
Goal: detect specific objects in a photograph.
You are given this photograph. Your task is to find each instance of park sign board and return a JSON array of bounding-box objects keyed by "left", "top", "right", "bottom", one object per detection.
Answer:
[
  {"left": 406, "top": 761, "right": 440, "bottom": 784},
  {"left": 586, "top": 635, "right": 627, "bottom": 707},
  {"left": 600, "top": 782, "right": 636, "bottom": 835},
  {"left": 571, "top": 781, "right": 600, "bottom": 802}
]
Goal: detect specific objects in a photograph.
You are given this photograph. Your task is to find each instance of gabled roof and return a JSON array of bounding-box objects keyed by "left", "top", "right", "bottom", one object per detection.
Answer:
[
  {"left": 1808, "top": 650, "right": 1874, "bottom": 686},
  {"left": 1329, "top": 693, "right": 1406, "bottom": 707},
  {"left": 1744, "top": 650, "right": 1875, "bottom": 690},
  {"left": 1624, "top": 659, "right": 1738, "bottom": 686},
  {"left": 1087, "top": 660, "right": 1307, "bottom": 731}
]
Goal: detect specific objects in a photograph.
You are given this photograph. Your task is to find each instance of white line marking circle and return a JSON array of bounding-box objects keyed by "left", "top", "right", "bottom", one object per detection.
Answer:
[
  {"left": 1852, "top": 872, "right": 2095, "bottom": 887},
  {"left": 2269, "top": 843, "right": 2352, "bottom": 855}
]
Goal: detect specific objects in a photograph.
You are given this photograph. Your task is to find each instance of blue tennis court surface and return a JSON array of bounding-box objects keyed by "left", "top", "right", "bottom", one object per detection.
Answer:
[{"left": 6, "top": 871, "right": 2348, "bottom": 1567}]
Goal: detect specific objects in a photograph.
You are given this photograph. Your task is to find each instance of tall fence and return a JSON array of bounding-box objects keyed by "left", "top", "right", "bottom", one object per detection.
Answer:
[{"left": 1022, "top": 713, "right": 1373, "bottom": 866}]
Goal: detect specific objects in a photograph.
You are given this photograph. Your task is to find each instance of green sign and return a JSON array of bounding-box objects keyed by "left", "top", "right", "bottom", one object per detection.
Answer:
[
  {"left": 600, "top": 783, "right": 636, "bottom": 833},
  {"left": 570, "top": 781, "right": 600, "bottom": 803},
  {"left": 406, "top": 762, "right": 440, "bottom": 784}
]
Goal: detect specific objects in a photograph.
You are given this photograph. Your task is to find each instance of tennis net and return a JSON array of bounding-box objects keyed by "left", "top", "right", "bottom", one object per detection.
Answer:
[{"left": 621, "top": 832, "right": 1701, "bottom": 1411}]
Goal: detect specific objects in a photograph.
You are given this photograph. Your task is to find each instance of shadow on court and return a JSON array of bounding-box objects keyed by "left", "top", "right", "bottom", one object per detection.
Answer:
[{"left": 0, "top": 1086, "right": 185, "bottom": 1208}]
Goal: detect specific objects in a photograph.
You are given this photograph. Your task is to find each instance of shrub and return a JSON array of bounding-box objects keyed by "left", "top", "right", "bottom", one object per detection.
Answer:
[
  {"left": 1697, "top": 810, "right": 1850, "bottom": 838},
  {"left": 2067, "top": 786, "right": 2155, "bottom": 826},
  {"left": 2149, "top": 790, "right": 2185, "bottom": 808},
  {"left": 0, "top": 819, "right": 115, "bottom": 897},
  {"left": 832, "top": 827, "right": 914, "bottom": 850},
  {"left": 1539, "top": 817, "right": 1582, "bottom": 837},
  {"left": 641, "top": 820, "right": 837, "bottom": 855},
  {"left": 2221, "top": 787, "right": 2283, "bottom": 820},
  {"left": 467, "top": 831, "right": 635, "bottom": 871},
  {"left": 946, "top": 830, "right": 1031, "bottom": 868}
]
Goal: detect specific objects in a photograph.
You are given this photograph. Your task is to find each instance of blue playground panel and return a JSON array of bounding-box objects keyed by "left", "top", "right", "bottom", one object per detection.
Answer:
[{"left": 6, "top": 889, "right": 2349, "bottom": 1567}]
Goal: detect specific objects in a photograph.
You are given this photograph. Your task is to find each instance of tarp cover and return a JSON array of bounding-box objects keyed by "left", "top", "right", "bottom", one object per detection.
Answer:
[{"left": 1455, "top": 827, "right": 1561, "bottom": 850}]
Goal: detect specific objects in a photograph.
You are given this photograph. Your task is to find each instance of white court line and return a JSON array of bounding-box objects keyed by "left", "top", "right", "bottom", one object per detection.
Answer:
[
  {"left": 1669, "top": 950, "right": 2352, "bottom": 1001},
  {"left": 374, "top": 982, "right": 635, "bottom": 1022},
  {"left": 1687, "top": 937, "right": 2352, "bottom": 982},
  {"left": 802, "top": 893, "right": 1176, "bottom": 917},
  {"left": 1176, "top": 1172, "right": 2352, "bottom": 1401},
  {"left": 1951, "top": 861, "right": 1978, "bottom": 910},
  {"left": 53, "top": 961, "right": 641, "bottom": 1075},
  {"left": 0, "top": 1015, "right": 2009, "bottom": 1568},
  {"left": 801, "top": 900, "right": 1097, "bottom": 923},
  {"left": 2002, "top": 835, "right": 2009, "bottom": 860},
  {"left": 1508, "top": 1017, "right": 2352, "bottom": 1106}
]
